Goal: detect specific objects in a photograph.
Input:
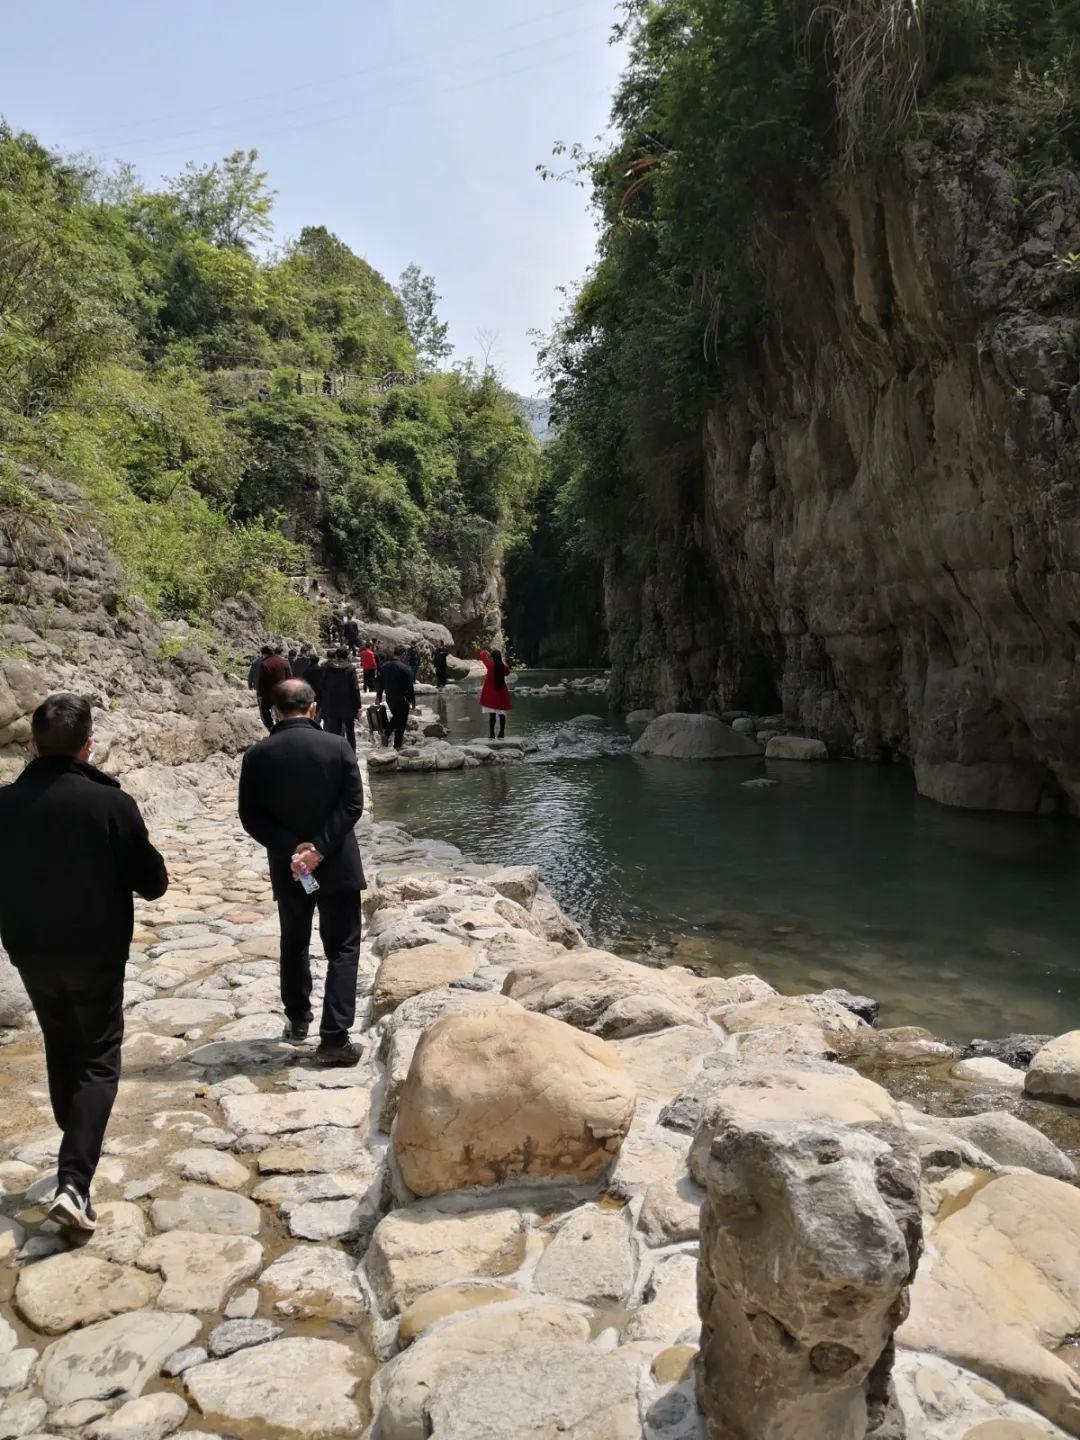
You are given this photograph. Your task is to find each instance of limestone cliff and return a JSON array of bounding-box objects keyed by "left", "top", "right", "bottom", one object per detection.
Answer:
[
  {"left": 606, "top": 113, "right": 1080, "bottom": 813},
  {"left": 0, "top": 468, "right": 262, "bottom": 791}
]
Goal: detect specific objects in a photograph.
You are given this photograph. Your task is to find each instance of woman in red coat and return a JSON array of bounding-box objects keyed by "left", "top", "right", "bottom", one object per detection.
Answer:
[{"left": 477, "top": 649, "right": 513, "bottom": 739}]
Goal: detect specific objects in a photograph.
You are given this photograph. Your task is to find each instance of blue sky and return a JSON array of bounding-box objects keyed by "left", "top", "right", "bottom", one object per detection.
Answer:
[{"left": 1, "top": 0, "right": 626, "bottom": 393}]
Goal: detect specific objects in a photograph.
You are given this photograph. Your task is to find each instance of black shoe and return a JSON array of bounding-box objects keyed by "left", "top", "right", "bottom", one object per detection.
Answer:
[
  {"left": 315, "top": 1039, "right": 361, "bottom": 1067},
  {"left": 48, "top": 1182, "right": 97, "bottom": 1234},
  {"left": 282, "top": 1020, "right": 310, "bottom": 1044}
]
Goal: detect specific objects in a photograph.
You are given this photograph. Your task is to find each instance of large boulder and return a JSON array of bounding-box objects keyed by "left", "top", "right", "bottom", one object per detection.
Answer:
[
  {"left": 632, "top": 712, "right": 762, "bottom": 760},
  {"left": 899, "top": 1172, "right": 1080, "bottom": 1433},
  {"left": 1025, "top": 1033, "right": 1080, "bottom": 1104},
  {"left": 376, "top": 989, "right": 521, "bottom": 1132},
  {"left": 392, "top": 1007, "right": 636, "bottom": 1196},
  {"left": 695, "top": 1067, "right": 921, "bottom": 1440}
]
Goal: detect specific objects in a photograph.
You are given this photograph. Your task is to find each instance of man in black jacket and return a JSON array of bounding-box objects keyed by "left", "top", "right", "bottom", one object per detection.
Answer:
[
  {"left": 0, "top": 694, "right": 168, "bottom": 1233},
  {"left": 238, "top": 678, "right": 365, "bottom": 1065},
  {"left": 317, "top": 647, "right": 362, "bottom": 750},
  {"left": 376, "top": 646, "right": 416, "bottom": 750}
]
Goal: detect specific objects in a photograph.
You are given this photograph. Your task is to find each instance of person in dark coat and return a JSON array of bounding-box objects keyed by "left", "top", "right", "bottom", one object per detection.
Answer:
[
  {"left": 291, "top": 645, "right": 315, "bottom": 684},
  {"left": 433, "top": 645, "right": 449, "bottom": 688},
  {"left": 248, "top": 644, "right": 270, "bottom": 693},
  {"left": 376, "top": 646, "right": 416, "bottom": 750},
  {"left": 342, "top": 615, "right": 360, "bottom": 657},
  {"left": 256, "top": 644, "right": 291, "bottom": 731},
  {"left": 317, "top": 647, "right": 362, "bottom": 751},
  {"left": 406, "top": 642, "right": 421, "bottom": 681},
  {"left": 0, "top": 694, "right": 168, "bottom": 1232},
  {"left": 238, "top": 679, "right": 365, "bottom": 1066}
]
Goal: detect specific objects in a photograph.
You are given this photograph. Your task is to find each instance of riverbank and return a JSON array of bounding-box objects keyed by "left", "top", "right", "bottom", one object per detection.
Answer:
[{"left": 2, "top": 763, "right": 1080, "bottom": 1437}]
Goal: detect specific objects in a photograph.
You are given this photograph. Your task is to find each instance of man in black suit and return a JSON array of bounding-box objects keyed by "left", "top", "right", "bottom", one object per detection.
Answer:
[
  {"left": 376, "top": 645, "right": 417, "bottom": 750},
  {"left": 238, "top": 678, "right": 365, "bottom": 1065},
  {"left": 0, "top": 693, "right": 168, "bottom": 1233}
]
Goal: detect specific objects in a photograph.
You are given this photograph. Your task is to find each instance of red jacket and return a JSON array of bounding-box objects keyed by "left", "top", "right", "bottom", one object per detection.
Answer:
[
  {"left": 478, "top": 651, "right": 512, "bottom": 711},
  {"left": 359, "top": 648, "right": 377, "bottom": 671},
  {"left": 257, "top": 652, "right": 291, "bottom": 701}
]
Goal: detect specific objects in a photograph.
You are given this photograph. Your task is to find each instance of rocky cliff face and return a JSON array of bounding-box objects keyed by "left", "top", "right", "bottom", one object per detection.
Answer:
[
  {"left": 606, "top": 113, "right": 1080, "bottom": 813},
  {"left": 0, "top": 469, "right": 262, "bottom": 794}
]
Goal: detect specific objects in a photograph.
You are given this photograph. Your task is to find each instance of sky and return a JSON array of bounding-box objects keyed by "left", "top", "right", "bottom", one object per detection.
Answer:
[{"left": 1, "top": 0, "right": 627, "bottom": 394}]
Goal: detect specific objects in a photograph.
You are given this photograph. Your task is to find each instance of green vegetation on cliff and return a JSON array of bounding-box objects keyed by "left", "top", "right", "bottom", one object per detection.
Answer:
[
  {"left": 0, "top": 128, "right": 539, "bottom": 637},
  {"left": 542, "top": 0, "right": 1080, "bottom": 555}
]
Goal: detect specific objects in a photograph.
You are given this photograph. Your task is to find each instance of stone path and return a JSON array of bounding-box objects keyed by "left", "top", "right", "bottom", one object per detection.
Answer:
[{"left": 1, "top": 758, "right": 1078, "bottom": 1440}]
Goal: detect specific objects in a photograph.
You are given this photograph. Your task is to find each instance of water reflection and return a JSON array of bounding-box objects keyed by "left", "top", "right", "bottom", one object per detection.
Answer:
[{"left": 376, "top": 675, "right": 1080, "bottom": 1041}]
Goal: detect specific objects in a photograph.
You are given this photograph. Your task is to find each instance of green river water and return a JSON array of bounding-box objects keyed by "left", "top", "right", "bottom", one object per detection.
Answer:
[{"left": 371, "top": 670, "right": 1080, "bottom": 1044}]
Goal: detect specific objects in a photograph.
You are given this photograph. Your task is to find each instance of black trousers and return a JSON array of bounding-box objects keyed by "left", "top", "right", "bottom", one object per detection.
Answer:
[
  {"left": 382, "top": 701, "right": 410, "bottom": 749},
  {"left": 488, "top": 711, "right": 507, "bottom": 739},
  {"left": 16, "top": 959, "right": 125, "bottom": 1193},
  {"left": 259, "top": 698, "right": 275, "bottom": 732},
  {"left": 277, "top": 887, "right": 362, "bottom": 1044},
  {"left": 362, "top": 669, "right": 377, "bottom": 691},
  {"left": 324, "top": 714, "right": 356, "bottom": 751}
]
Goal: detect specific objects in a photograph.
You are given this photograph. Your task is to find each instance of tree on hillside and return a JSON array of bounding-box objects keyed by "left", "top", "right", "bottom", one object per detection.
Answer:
[
  {"left": 164, "top": 149, "right": 274, "bottom": 250},
  {"left": 396, "top": 264, "right": 452, "bottom": 370}
]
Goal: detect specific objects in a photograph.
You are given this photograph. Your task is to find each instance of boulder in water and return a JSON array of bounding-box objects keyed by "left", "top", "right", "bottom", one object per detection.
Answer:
[
  {"left": 632, "top": 713, "right": 762, "bottom": 760},
  {"left": 765, "top": 735, "right": 829, "bottom": 760}
]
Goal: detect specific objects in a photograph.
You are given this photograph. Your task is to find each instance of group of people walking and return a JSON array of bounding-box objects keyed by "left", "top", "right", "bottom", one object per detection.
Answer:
[{"left": 0, "top": 629, "right": 517, "bottom": 1234}]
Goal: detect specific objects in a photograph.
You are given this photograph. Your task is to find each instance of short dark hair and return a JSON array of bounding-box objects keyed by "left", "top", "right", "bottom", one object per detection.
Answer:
[
  {"left": 273, "top": 643, "right": 285, "bottom": 655},
  {"left": 336, "top": 646, "right": 349, "bottom": 660},
  {"left": 260, "top": 644, "right": 273, "bottom": 656},
  {"left": 274, "top": 679, "right": 315, "bottom": 715},
  {"left": 32, "top": 693, "right": 93, "bottom": 756},
  {"left": 393, "top": 645, "right": 405, "bottom": 657}
]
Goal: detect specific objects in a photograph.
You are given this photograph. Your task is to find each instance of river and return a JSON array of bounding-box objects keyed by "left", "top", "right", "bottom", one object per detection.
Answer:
[{"left": 371, "top": 670, "right": 1080, "bottom": 1043}]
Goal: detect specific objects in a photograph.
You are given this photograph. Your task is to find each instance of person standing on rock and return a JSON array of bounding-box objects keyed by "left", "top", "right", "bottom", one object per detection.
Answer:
[
  {"left": 406, "top": 641, "right": 421, "bottom": 682},
  {"left": 238, "top": 678, "right": 364, "bottom": 1066},
  {"left": 359, "top": 640, "right": 379, "bottom": 692},
  {"left": 256, "top": 643, "right": 291, "bottom": 732},
  {"left": 376, "top": 646, "right": 416, "bottom": 750},
  {"left": 0, "top": 693, "right": 168, "bottom": 1232},
  {"left": 317, "top": 647, "right": 362, "bottom": 751},
  {"left": 434, "top": 644, "right": 449, "bottom": 689},
  {"left": 478, "top": 648, "right": 513, "bottom": 739}
]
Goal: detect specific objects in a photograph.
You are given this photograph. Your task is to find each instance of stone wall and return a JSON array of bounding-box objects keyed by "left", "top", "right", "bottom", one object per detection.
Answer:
[{"left": 605, "top": 113, "right": 1080, "bottom": 813}]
